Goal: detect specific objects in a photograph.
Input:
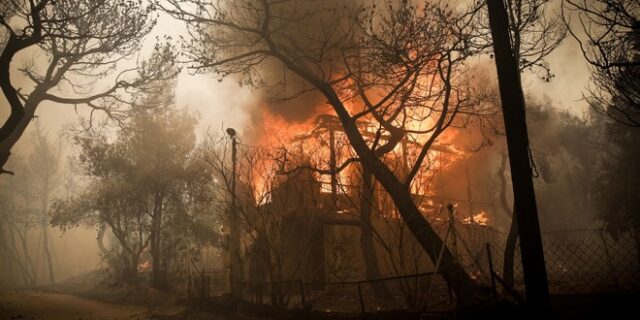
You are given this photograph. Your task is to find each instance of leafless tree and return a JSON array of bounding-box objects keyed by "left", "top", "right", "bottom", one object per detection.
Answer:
[
  {"left": 0, "top": 0, "right": 173, "bottom": 175},
  {"left": 472, "top": 0, "right": 566, "bottom": 80},
  {"left": 158, "top": 0, "right": 498, "bottom": 302},
  {"left": 28, "top": 123, "right": 62, "bottom": 284},
  {"left": 275, "top": 115, "right": 460, "bottom": 303},
  {"left": 0, "top": 161, "right": 39, "bottom": 285},
  {"left": 562, "top": 0, "right": 640, "bottom": 126},
  {"left": 0, "top": 125, "right": 63, "bottom": 285},
  {"left": 474, "top": 0, "right": 566, "bottom": 289},
  {"left": 199, "top": 132, "right": 333, "bottom": 306}
]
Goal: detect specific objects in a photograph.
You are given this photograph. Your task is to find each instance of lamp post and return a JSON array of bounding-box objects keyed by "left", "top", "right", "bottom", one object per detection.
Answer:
[{"left": 226, "top": 128, "right": 243, "bottom": 300}]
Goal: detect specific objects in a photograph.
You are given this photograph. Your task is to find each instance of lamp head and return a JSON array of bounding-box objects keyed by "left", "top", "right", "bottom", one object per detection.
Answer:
[{"left": 226, "top": 128, "right": 237, "bottom": 137}]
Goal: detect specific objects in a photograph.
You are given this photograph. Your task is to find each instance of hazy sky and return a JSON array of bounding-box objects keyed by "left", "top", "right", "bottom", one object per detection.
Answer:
[{"left": 2, "top": 4, "right": 592, "bottom": 150}]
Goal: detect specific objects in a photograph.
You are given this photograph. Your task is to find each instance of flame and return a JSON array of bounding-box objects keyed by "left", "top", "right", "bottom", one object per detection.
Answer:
[
  {"left": 248, "top": 75, "right": 482, "bottom": 224},
  {"left": 250, "top": 110, "right": 471, "bottom": 215},
  {"left": 137, "top": 261, "right": 151, "bottom": 272},
  {"left": 253, "top": 107, "right": 320, "bottom": 147},
  {"left": 462, "top": 210, "right": 489, "bottom": 226}
]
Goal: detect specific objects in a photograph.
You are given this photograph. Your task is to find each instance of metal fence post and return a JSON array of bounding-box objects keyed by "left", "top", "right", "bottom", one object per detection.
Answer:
[
  {"left": 413, "top": 274, "right": 419, "bottom": 308},
  {"left": 357, "top": 282, "right": 366, "bottom": 316},
  {"left": 600, "top": 230, "right": 620, "bottom": 291},
  {"left": 187, "top": 267, "right": 192, "bottom": 300},
  {"left": 298, "top": 280, "right": 307, "bottom": 309},
  {"left": 486, "top": 243, "right": 498, "bottom": 307}
]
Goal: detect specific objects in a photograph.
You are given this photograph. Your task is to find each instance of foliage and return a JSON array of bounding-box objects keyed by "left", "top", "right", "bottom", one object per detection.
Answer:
[
  {"left": 51, "top": 101, "right": 216, "bottom": 284},
  {"left": 592, "top": 116, "right": 640, "bottom": 235},
  {"left": 563, "top": 0, "right": 640, "bottom": 126},
  {"left": 526, "top": 103, "right": 601, "bottom": 229}
]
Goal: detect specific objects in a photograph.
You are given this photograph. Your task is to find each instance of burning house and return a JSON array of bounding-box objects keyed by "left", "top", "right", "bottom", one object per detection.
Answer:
[{"left": 242, "top": 114, "right": 499, "bottom": 291}]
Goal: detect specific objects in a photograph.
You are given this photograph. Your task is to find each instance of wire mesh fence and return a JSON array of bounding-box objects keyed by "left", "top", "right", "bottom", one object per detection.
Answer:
[
  {"left": 228, "top": 273, "right": 454, "bottom": 315},
  {"left": 305, "top": 273, "right": 454, "bottom": 313},
  {"left": 541, "top": 229, "right": 640, "bottom": 294},
  {"left": 445, "top": 222, "right": 640, "bottom": 295},
  {"left": 183, "top": 223, "right": 640, "bottom": 314}
]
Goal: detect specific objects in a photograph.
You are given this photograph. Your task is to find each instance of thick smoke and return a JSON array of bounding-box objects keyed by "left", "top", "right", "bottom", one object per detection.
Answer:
[{"left": 243, "top": 0, "right": 365, "bottom": 126}]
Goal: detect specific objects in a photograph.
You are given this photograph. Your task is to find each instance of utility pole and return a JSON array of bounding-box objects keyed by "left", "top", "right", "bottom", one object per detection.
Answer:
[
  {"left": 487, "top": 0, "right": 551, "bottom": 315},
  {"left": 227, "top": 127, "right": 243, "bottom": 301}
]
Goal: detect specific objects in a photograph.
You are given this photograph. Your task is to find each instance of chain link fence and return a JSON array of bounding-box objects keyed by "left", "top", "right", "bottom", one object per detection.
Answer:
[
  {"left": 441, "top": 222, "right": 640, "bottom": 295},
  {"left": 227, "top": 273, "right": 453, "bottom": 315},
  {"left": 183, "top": 223, "right": 639, "bottom": 315}
]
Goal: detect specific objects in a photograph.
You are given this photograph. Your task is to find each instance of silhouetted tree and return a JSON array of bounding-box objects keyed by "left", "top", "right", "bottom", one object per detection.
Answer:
[
  {"left": 563, "top": 0, "right": 640, "bottom": 126},
  {"left": 563, "top": 0, "right": 640, "bottom": 263},
  {"left": 487, "top": 0, "right": 551, "bottom": 312},
  {"left": 0, "top": 0, "right": 172, "bottom": 175},
  {"left": 0, "top": 123, "right": 63, "bottom": 285},
  {"left": 159, "top": 0, "right": 496, "bottom": 303},
  {"left": 592, "top": 113, "right": 640, "bottom": 263},
  {"left": 475, "top": 0, "right": 566, "bottom": 291},
  {"left": 28, "top": 124, "right": 61, "bottom": 284}
]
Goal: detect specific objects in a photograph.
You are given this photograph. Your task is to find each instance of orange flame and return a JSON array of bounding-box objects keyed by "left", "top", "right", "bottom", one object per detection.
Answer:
[
  {"left": 462, "top": 210, "right": 489, "bottom": 226},
  {"left": 249, "top": 80, "right": 481, "bottom": 223},
  {"left": 137, "top": 261, "right": 151, "bottom": 272}
]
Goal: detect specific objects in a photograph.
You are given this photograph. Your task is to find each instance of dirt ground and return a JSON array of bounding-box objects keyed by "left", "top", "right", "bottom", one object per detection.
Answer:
[{"left": 0, "top": 290, "right": 189, "bottom": 320}]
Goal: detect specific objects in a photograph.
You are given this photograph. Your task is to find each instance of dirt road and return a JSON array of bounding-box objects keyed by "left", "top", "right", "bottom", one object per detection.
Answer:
[{"left": 0, "top": 290, "right": 165, "bottom": 320}]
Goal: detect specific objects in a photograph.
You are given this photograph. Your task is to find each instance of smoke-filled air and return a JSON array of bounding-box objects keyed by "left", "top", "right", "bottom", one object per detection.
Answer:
[{"left": 0, "top": 1, "right": 638, "bottom": 319}]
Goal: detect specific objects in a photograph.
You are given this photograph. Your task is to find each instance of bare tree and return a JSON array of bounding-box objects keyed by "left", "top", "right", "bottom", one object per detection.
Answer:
[
  {"left": 0, "top": 161, "right": 39, "bottom": 285},
  {"left": 158, "top": 0, "right": 502, "bottom": 302},
  {"left": 473, "top": 0, "right": 566, "bottom": 289},
  {"left": 0, "top": 0, "right": 172, "bottom": 174},
  {"left": 563, "top": 0, "right": 640, "bottom": 126},
  {"left": 0, "top": 125, "right": 64, "bottom": 285},
  {"left": 199, "top": 132, "right": 331, "bottom": 306},
  {"left": 28, "top": 123, "right": 61, "bottom": 284},
  {"left": 475, "top": 0, "right": 566, "bottom": 80},
  {"left": 487, "top": 0, "right": 557, "bottom": 311}
]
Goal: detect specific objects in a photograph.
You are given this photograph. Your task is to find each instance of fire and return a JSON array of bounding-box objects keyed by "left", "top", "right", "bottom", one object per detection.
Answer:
[
  {"left": 250, "top": 109, "right": 471, "bottom": 214},
  {"left": 462, "top": 210, "right": 489, "bottom": 226},
  {"left": 137, "top": 261, "right": 151, "bottom": 272},
  {"left": 250, "top": 109, "right": 355, "bottom": 201},
  {"left": 247, "top": 76, "right": 477, "bottom": 218},
  {"left": 253, "top": 107, "right": 321, "bottom": 147}
]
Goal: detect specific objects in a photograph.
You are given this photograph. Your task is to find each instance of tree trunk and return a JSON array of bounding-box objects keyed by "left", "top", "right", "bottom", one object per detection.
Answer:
[
  {"left": 0, "top": 97, "right": 40, "bottom": 174},
  {"left": 3, "top": 226, "right": 30, "bottom": 285},
  {"left": 41, "top": 176, "right": 55, "bottom": 284},
  {"left": 359, "top": 167, "right": 391, "bottom": 298},
  {"left": 320, "top": 90, "right": 477, "bottom": 305},
  {"left": 15, "top": 225, "right": 37, "bottom": 285},
  {"left": 498, "top": 151, "right": 518, "bottom": 289},
  {"left": 96, "top": 224, "right": 110, "bottom": 256},
  {"left": 42, "top": 226, "right": 55, "bottom": 284},
  {"left": 487, "top": 0, "right": 551, "bottom": 313},
  {"left": 503, "top": 207, "right": 518, "bottom": 289},
  {"left": 150, "top": 192, "right": 163, "bottom": 289},
  {"left": 123, "top": 254, "right": 140, "bottom": 284}
]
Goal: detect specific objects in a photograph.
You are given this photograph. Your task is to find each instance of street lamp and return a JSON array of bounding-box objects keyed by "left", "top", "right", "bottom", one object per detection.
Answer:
[
  {"left": 226, "top": 127, "right": 236, "bottom": 138},
  {"left": 226, "top": 128, "right": 242, "bottom": 300}
]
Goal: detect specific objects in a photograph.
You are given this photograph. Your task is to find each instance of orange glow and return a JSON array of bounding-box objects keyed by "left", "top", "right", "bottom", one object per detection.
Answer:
[
  {"left": 462, "top": 210, "right": 489, "bottom": 226},
  {"left": 253, "top": 106, "right": 322, "bottom": 147},
  {"left": 137, "top": 261, "right": 151, "bottom": 272},
  {"left": 248, "top": 77, "right": 482, "bottom": 224}
]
